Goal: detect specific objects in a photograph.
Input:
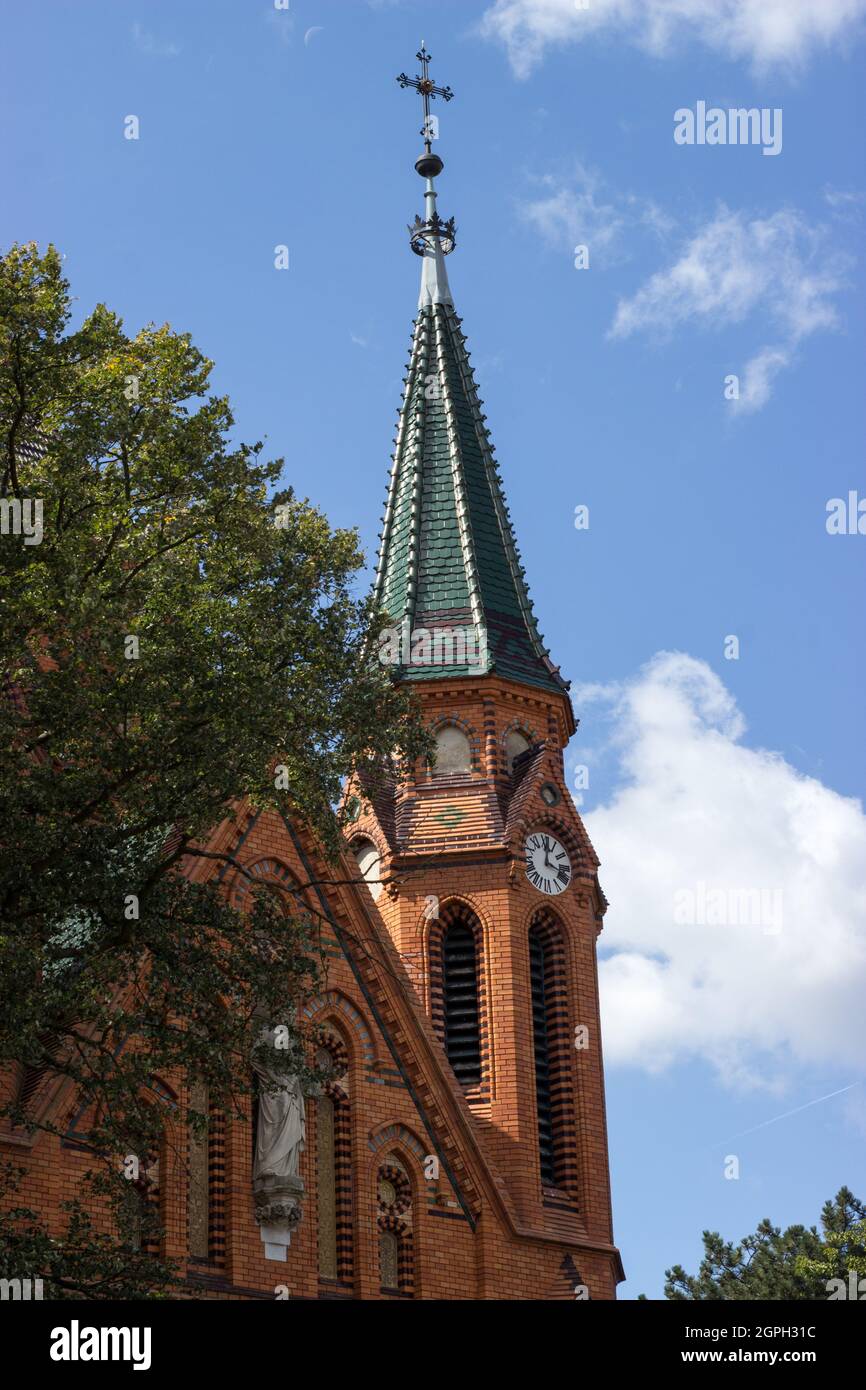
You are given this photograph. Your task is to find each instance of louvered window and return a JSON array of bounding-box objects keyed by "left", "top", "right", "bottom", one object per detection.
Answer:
[
  {"left": 530, "top": 927, "right": 555, "bottom": 1184},
  {"left": 17, "top": 1062, "right": 48, "bottom": 1112},
  {"left": 442, "top": 923, "right": 481, "bottom": 1085}
]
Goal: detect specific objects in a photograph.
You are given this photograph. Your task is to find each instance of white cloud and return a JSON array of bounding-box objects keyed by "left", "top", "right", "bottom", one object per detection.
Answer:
[
  {"left": 519, "top": 165, "right": 673, "bottom": 266},
  {"left": 610, "top": 208, "right": 841, "bottom": 339},
  {"left": 522, "top": 184, "right": 847, "bottom": 410},
  {"left": 521, "top": 168, "right": 624, "bottom": 256},
  {"left": 824, "top": 187, "right": 866, "bottom": 230},
  {"left": 577, "top": 653, "right": 866, "bottom": 1087},
  {"left": 824, "top": 186, "right": 866, "bottom": 210},
  {"left": 131, "top": 23, "right": 180, "bottom": 58},
  {"left": 735, "top": 345, "right": 790, "bottom": 413},
  {"left": 479, "top": 0, "right": 866, "bottom": 78},
  {"left": 608, "top": 206, "right": 848, "bottom": 409}
]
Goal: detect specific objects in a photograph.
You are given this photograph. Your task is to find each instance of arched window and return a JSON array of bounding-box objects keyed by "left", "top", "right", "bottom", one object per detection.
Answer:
[
  {"left": 529, "top": 914, "right": 576, "bottom": 1192},
  {"left": 442, "top": 923, "right": 481, "bottom": 1085},
  {"left": 432, "top": 724, "right": 471, "bottom": 776},
  {"left": 427, "top": 905, "right": 488, "bottom": 1095},
  {"left": 353, "top": 837, "right": 383, "bottom": 901},
  {"left": 505, "top": 729, "right": 531, "bottom": 774},
  {"left": 314, "top": 1031, "right": 353, "bottom": 1287},
  {"left": 377, "top": 1157, "right": 414, "bottom": 1295}
]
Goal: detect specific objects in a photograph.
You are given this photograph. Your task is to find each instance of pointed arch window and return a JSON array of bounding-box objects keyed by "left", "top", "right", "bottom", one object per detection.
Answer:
[
  {"left": 443, "top": 924, "right": 481, "bottom": 1085},
  {"left": 529, "top": 913, "right": 577, "bottom": 1192},
  {"left": 429, "top": 906, "right": 487, "bottom": 1095},
  {"left": 377, "top": 1157, "right": 414, "bottom": 1296}
]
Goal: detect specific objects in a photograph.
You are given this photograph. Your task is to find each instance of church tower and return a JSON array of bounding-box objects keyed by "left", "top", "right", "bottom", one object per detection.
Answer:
[
  {"left": 0, "top": 46, "right": 622, "bottom": 1302},
  {"left": 345, "top": 47, "right": 620, "bottom": 1280}
]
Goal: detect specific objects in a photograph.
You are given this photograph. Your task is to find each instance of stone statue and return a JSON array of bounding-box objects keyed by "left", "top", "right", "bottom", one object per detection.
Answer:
[
  {"left": 250, "top": 1025, "right": 306, "bottom": 1260},
  {"left": 251, "top": 1026, "right": 306, "bottom": 1181}
]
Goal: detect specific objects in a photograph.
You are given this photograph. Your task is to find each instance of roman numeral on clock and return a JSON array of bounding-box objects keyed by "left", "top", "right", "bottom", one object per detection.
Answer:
[{"left": 524, "top": 831, "right": 571, "bottom": 895}]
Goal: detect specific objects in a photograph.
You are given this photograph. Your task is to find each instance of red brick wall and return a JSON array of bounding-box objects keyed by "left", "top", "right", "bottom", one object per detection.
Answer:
[{"left": 2, "top": 755, "right": 622, "bottom": 1298}]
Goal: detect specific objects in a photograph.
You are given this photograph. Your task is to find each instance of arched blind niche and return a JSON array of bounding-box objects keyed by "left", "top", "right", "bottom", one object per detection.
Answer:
[
  {"left": 432, "top": 725, "right": 472, "bottom": 776},
  {"left": 505, "top": 728, "right": 531, "bottom": 774},
  {"left": 352, "top": 837, "right": 383, "bottom": 901}
]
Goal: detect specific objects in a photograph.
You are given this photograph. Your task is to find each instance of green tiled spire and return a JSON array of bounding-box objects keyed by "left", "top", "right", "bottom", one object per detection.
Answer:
[
  {"left": 373, "top": 273, "right": 568, "bottom": 696},
  {"left": 377, "top": 49, "right": 567, "bottom": 694}
]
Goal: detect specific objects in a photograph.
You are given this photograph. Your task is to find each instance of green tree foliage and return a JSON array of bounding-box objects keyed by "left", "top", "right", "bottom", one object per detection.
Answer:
[
  {"left": 0, "top": 243, "right": 428, "bottom": 1296},
  {"left": 663, "top": 1187, "right": 866, "bottom": 1300},
  {"left": 795, "top": 1188, "right": 866, "bottom": 1291}
]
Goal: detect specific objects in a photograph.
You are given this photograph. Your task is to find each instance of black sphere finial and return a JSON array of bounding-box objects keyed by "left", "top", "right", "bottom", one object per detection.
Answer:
[{"left": 415, "top": 151, "right": 444, "bottom": 179}]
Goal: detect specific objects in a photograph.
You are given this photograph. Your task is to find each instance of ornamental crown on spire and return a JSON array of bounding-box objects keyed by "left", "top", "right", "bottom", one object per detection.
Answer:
[{"left": 397, "top": 44, "right": 457, "bottom": 260}]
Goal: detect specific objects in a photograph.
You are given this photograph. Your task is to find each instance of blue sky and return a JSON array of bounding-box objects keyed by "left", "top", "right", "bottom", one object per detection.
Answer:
[{"left": 4, "top": 0, "right": 865, "bottom": 1298}]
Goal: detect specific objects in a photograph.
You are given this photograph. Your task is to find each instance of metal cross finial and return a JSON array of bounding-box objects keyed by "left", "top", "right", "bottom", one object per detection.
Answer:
[{"left": 396, "top": 41, "right": 454, "bottom": 153}]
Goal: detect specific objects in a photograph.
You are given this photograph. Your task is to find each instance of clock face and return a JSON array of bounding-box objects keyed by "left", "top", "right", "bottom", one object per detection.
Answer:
[{"left": 524, "top": 832, "right": 571, "bottom": 895}]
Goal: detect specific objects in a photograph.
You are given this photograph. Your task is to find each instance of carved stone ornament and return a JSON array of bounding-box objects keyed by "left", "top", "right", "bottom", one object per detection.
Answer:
[{"left": 253, "top": 1171, "right": 305, "bottom": 1262}]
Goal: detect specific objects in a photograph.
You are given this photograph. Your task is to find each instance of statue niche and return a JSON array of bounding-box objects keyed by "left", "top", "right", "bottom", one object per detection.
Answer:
[{"left": 250, "top": 1024, "right": 306, "bottom": 1261}]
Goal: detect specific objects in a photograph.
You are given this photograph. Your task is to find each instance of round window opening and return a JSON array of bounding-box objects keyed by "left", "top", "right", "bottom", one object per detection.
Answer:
[
  {"left": 379, "top": 1178, "right": 397, "bottom": 1207},
  {"left": 540, "top": 782, "right": 561, "bottom": 807}
]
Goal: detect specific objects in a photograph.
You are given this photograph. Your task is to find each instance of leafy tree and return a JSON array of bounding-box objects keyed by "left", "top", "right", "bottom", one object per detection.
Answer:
[
  {"left": 0, "top": 243, "right": 427, "bottom": 1297},
  {"left": 662, "top": 1187, "right": 865, "bottom": 1300}
]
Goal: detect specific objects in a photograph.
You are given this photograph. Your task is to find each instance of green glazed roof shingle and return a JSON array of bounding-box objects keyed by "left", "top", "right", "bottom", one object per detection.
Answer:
[{"left": 373, "top": 297, "right": 569, "bottom": 695}]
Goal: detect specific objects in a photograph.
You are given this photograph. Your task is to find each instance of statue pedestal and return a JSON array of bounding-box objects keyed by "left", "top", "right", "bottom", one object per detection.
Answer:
[{"left": 253, "top": 1173, "right": 304, "bottom": 1262}]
